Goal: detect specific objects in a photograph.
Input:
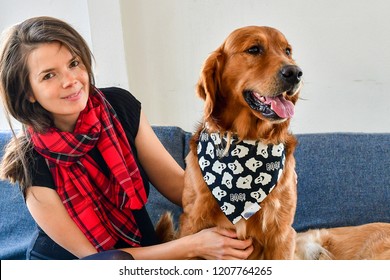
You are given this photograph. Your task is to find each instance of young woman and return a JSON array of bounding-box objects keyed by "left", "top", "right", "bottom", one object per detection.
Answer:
[{"left": 0, "top": 16, "right": 253, "bottom": 260}]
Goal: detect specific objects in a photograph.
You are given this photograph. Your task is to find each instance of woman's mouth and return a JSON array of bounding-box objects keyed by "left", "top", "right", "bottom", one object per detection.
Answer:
[{"left": 63, "top": 90, "right": 82, "bottom": 100}]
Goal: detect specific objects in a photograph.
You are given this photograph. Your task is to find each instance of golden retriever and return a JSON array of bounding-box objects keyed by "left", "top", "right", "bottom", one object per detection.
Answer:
[
  {"left": 295, "top": 223, "right": 390, "bottom": 260},
  {"left": 161, "top": 26, "right": 303, "bottom": 260}
]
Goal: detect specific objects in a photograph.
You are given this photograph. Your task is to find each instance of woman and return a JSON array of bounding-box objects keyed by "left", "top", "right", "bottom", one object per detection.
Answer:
[{"left": 0, "top": 16, "right": 253, "bottom": 260}]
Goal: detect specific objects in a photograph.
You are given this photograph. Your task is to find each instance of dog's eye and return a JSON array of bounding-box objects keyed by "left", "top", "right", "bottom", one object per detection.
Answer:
[
  {"left": 247, "top": 45, "right": 263, "bottom": 55},
  {"left": 285, "top": 48, "right": 292, "bottom": 56}
]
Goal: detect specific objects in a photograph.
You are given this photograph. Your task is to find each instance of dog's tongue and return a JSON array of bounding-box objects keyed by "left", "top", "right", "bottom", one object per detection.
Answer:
[{"left": 264, "top": 95, "right": 295, "bottom": 119}]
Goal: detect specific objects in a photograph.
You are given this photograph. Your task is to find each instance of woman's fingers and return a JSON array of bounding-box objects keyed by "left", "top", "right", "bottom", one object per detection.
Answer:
[{"left": 197, "top": 227, "right": 254, "bottom": 260}]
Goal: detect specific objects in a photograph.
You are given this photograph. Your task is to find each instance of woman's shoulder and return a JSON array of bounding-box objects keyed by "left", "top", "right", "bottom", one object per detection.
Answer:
[
  {"left": 100, "top": 86, "right": 129, "bottom": 96},
  {"left": 99, "top": 87, "right": 141, "bottom": 139},
  {"left": 100, "top": 87, "right": 140, "bottom": 107}
]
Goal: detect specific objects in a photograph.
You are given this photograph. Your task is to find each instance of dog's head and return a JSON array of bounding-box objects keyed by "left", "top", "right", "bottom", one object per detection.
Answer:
[{"left": 197, "top": 26, "right": 303, "bottom": 139}]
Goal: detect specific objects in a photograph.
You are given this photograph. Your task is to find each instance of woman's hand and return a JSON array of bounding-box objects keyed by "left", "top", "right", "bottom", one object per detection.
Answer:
[{"left": 191, "top": 227, "right": 254, "bottom": 260}]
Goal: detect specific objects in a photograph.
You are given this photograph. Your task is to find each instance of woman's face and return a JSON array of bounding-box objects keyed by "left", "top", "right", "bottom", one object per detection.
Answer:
[{"left": 28, "top": 42, "right": 89, "bottom": 132}]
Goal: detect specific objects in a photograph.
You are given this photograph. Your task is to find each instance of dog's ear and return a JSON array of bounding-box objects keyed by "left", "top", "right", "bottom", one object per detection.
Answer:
[{"left": 196, "top": 48, "right": 224, "bottom": 120}]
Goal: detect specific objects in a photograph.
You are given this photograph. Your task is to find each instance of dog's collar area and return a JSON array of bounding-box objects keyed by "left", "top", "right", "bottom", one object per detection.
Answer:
[
  {"left": 243, "top": 91, "right": 294, "bottom": 120},
  {"left": 197, "top": 130, "right": 285, "bottom": 224}
]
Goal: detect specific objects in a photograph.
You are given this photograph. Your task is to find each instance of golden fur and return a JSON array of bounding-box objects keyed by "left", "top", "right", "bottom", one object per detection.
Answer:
[
  {"left": 295, "top": 223, "right": 390, "bottom": 260},
  {"left": 159, "top": 26, "right": 303, "bottom": 260},
  {"left": 157, "top": 26, "right": 390, "bottom": 261}
]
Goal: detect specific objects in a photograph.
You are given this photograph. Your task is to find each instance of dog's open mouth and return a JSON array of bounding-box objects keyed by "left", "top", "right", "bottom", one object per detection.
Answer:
[{"left": 244, "top": 91, "right": 295, "bottom": 120}]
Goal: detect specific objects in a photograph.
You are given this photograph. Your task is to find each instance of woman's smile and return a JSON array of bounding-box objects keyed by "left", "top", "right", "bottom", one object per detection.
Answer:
[
  {"left": 27, "top": 42, "right": 90, "bottom": 131},
  {"left": 62, "top": 89, "right": 83, "bottom": 101}
]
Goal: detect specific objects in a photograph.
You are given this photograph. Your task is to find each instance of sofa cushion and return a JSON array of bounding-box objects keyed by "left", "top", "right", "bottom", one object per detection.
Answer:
[
  {"left": 0, "top": 131, "right": 36, "bottom": 260},
  {"left": 293, "top": 133, "right": 390, "bottom": 232}
]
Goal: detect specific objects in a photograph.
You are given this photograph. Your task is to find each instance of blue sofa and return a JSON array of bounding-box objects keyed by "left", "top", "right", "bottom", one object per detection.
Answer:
[{"left": 1, "top": 126, "right": 390, "bottom": 259}]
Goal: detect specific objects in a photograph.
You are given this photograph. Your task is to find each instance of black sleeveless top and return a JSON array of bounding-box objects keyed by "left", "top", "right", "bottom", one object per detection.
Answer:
[{"left": 27, "top": 87, "right": 158, "bottom": 260}]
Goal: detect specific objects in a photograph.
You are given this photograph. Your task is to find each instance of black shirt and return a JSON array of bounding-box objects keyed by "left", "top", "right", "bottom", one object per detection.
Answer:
[{"left": 27, "top": 87, "right": 158, "bottom": 260}]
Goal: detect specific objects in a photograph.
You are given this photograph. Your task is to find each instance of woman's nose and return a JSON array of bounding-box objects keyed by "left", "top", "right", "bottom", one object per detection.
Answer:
[{"left": 61, "top": 70, "right": 77, "bottom": 88}]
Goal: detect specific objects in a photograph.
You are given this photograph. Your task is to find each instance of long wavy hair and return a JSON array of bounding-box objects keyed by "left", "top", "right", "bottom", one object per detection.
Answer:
[{"left": 0, "top": 16, "right": 95, "bottom": 194}]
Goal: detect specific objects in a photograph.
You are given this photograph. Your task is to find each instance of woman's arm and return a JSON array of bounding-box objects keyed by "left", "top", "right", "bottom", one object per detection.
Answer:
[
  {"left": 26, "top": 186, "right": 253, "bottom": 260},
  {"left": 122, "top": 227, "right": 253, "bottom": 260},
  {"left": 135, "top": 111, "right": 184, "bottom": 206},
  {"left": 26, "top": 186, "right": 98, "bottom": 258}
]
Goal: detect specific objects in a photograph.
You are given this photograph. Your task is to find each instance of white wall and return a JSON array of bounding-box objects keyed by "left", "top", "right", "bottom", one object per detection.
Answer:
[
  {"left": 87, "top": 0, "right": 129, "bottom": 89},
  {"left": 121, "top": 0, "right": 390, "bottom": 133},
  {"left": 1, "top": 0, "right": 390, "bottom": 133}
]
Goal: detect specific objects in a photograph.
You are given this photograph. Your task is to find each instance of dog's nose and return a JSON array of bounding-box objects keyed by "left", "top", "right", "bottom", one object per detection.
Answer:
[{"left": 280, "top": 65, "right": 303, "bottom": 85}]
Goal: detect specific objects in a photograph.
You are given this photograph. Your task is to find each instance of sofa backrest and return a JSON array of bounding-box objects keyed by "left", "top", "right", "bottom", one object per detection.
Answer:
[
  {"left": 148, "top": 128, "right": 390, "bottom": 232},
  {"left": 293, "top": 133, "right": 390, "bottom": 231}
]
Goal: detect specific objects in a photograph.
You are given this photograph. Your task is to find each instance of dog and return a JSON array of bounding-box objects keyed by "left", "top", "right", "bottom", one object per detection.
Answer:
[
  {"left": 295, "top": 222, "right": 390, "bottom": 260},
  {"left": 158, "top": 26, "right": 303, "bottom": 259}
]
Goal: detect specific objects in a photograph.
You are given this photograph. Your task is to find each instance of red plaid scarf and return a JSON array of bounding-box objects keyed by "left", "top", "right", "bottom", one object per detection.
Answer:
[{"left": 28, "top": 87, "right": 147, "bottom": 251}]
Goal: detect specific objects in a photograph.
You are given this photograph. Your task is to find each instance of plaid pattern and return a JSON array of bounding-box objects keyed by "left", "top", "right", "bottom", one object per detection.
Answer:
[{"left": 28, "top": 87, "right": 147, "bottom": 250}]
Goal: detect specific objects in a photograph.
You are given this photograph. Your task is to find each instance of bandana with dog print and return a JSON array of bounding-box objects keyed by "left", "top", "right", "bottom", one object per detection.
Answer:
[{"left": 197, "top": 130, "right": 285, "bottom": 224}]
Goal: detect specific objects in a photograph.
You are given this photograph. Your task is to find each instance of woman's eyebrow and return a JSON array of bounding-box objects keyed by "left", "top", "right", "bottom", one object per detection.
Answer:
[{"left": 38, "top": 56, "right": 77, "bottom": 76}]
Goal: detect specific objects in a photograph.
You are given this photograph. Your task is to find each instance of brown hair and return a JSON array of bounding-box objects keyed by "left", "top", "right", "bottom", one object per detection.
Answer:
[{"left": 0, "top": 16, "right": 95, "bottom": 193}]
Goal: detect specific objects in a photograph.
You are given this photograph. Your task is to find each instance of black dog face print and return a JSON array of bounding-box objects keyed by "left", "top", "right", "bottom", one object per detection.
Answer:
[{"left": 197, "top": 130, "right": 285, "bottom": 224}]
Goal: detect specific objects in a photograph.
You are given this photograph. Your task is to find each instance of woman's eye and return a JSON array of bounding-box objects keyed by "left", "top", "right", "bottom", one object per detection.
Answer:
[
  {"left": 70, "top": 60, "right": 80, "bottom": 68},
  {"left": 43, "top": 73, "right": 54, "bottom": 80},
  {"left": 247, "top": 45, "right": 264, "bottom": 55}
]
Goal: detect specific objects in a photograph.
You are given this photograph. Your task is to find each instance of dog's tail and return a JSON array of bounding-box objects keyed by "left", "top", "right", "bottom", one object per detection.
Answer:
[
  {"left": 295, "top": 229, "right": 333, "bottom": 260},
  {"left": 155, "top": 211, "right": 177, "bottom": 243}
]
